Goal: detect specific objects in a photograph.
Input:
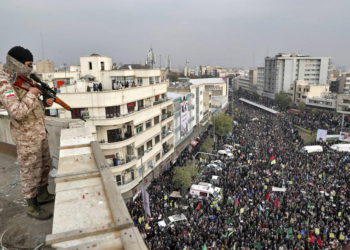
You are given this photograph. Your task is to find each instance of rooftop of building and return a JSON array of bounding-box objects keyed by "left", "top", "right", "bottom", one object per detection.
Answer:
[
  {"left": 0, "top": 143, "right": 54, "bottom": 249},
  {"left": 189, "top": 78, "right": 225, "bottom": 85},
  {"left": 167, "top": 92, "right": 184, "bottom": 99},
  {"left": 118, "top": 64, "right": 151, "bottom": 70}
]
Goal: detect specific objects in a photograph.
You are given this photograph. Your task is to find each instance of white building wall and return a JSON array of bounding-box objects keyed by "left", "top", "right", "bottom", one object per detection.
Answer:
[
  {"left": 80, "top": 55, "right": 113, "bottom": 82},
  {"left": 264, "top": 54, "right": 331, "bottom": 98}
]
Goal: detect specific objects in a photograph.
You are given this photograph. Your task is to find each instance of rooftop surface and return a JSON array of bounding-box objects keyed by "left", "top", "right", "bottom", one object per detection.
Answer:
[
  {"left": 0, "top": 151, "right": 54, "bottom": 249},
  {"left": 189, "top": 78, "right": 225, "bottom": 85}
]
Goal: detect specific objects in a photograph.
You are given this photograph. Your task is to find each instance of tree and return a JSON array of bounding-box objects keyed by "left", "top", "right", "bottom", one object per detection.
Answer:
[
  {"left": 172, "top": 160, "right": 199, "bottom": 193},
  {"left": 275, "top": 92, "right": 292, "bottom": 110},
  {"left": 200, "top": 137, "right": 214, "bottom": 153},
  {"left": 298, "top": 101, "right": 306, "bottom": 111},
  {"left": 212, "top": 112, "right": 233, "bottom": 137}
]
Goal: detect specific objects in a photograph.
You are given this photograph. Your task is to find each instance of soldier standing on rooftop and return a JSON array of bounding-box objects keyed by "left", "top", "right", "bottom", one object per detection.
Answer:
[{"left": 0, "top": 46, "right": 55, "bottom": 220}]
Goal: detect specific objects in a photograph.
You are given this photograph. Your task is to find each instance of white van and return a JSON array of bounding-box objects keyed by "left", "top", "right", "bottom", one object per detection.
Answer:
[
  {"left": 190, "top": 184, "right": 222, "bottom": 200},
  {"left": 300, "top": 145, "right": 323, "bottom": 153},
  {"left": 330, "top": 144, "right": 350, "bottom": 152}
]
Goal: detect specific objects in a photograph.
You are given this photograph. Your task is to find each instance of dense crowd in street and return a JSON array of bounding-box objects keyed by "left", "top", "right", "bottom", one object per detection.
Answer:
[
  {"left": 239, "top": 90, "right": 350, "bottom": 133},
  {"left": 127, "top": 94, "right": 350, "bottom": 249}
]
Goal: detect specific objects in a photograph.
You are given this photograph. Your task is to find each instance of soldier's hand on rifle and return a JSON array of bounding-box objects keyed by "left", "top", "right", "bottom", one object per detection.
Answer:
[
  {"left": 46, "top": 98, "right": 54, "bottom": 107},
  {"left": 29, "top": 87, "right": 42, "bottom": 96}
]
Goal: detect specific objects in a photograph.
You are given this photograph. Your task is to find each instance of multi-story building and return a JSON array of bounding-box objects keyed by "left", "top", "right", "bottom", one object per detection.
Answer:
[
  {"left": 47, "top": 54, "right": 174, "bottom": 199},
  {"left": 235, "top": 77, "right": 251, "bottom": 92},
  {"left": 167, "top": 92, "right": 195, "bottom": 147},
  {"left": 249, "top": 69, "right": 257, "bottom": 85},
  {"left": 189, "top": 78, "right": 228, "bottom": 114},
  {"left": 257, "top": 67, "right": 265, "bottom": 95},
  {"left": 35, "top": 59, "right": 54, "bottom": 74},
  {"left": 290, "top": 80, "right": 329, "bottom": 105},
  {"left": 263, "top": 53, "right": 332, "bottom": 99},
  {"left": 168, "top": 78, "right": 207, "bottom": 127}
]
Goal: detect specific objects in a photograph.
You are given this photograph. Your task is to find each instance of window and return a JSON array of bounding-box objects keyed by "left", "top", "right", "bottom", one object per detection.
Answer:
[
  {"left": 155, "top": 135, "right": 160, "bottom": 144},
  {"left": 199, "top": 192, "right": 207, "bottom": 197},
  {"left": 146, "top": 120, "right": 152, "bottom": 129},
  {"left": 107, "top": 128, "right": 122, "bottom": 143},
  {"left": 137, "top": 77, "right": 143, "bottom": 85},
  {"left": 149, "top": 77, "right": 155, "bottom": 84},
  {"left": 156, "top": 153, "right": 161, "bottom": 162},
  {"left": 135, "top": 124, "right": 143, "bottom": 134},
  {"left": 101, "top": 61, "right": 105, "bottom": 71},
  {"left": 127, "top": 102, "right": 136, "bottom": 113},
  {"left": 45, "top": 109, "right": 58, "bottom": 117},
  {"left": 89, "top": 62, "right": 92, "bottom": 70},
  {"left": 137, "top": 100, "right": 144, "bottom": 110},
  {"left": 154, "top": 116, "right": 160, "bottom": 124},
  {"left": 105, "top": 106, "right": 120, "bottom": 118},
  {"left": 115, "top": 175, "right": 124, "bottom": 186},
  {"left": 71, "top": 108, "right": 89, "bottom": 119},
  {"left": 138, "top": 146, "right": 144, "bottom": 157},
  {"left": 155, "top": 76, "right": 160, "bottom": 83},
  {"left": 147, "top": 140, "right": 153, "bottom": 150}
]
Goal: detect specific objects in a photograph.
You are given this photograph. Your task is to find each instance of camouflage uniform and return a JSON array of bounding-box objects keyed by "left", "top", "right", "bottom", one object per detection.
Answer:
[{"left": 0, "top": 70, "right": 51, "bottom": 199}]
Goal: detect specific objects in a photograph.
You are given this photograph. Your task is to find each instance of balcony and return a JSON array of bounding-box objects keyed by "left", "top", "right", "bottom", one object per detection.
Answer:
[
  {"left": 110, "top": 156, "right": 138, "bottom": 173},
  {"left": 161, "top": 112, "right": 173, "bottom": 123},
  {"left": 100, "top": 134, "right": 134, "bottom": 150},
  {"left": 153, "top": 98, "right": 169, "bottom": 106},
  {"left": 87, "top": 103, "right": 164, "bottom": 127},
  {"left": 111, "top": 155, "right": 137, "bottom": 167},
  {"left": 161, "top": 130, "right": 173, "bottom": 140}
]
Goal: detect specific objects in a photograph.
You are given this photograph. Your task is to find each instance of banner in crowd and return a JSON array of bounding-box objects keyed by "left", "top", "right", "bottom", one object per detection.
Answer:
[
  {"left": 316, "top": 129, "right": 327, "bottom": 142},
  {"left": 339, "top": 132, "right": 350, "bottom": 142},
  {"left": 180, "top": 97, "right": 189, "bottom": 137},
  {"left": 142, "top": 188, "right": 151, "bottom": 217}
]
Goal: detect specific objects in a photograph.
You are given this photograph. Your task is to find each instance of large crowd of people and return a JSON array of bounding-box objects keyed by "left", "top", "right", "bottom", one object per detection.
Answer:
[{"left": 127, "top": 93, "right": 350, "bottom": 249}]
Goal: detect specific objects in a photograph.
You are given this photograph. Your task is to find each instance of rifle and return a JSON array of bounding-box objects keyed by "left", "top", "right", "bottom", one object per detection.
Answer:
[{"left": 14, "top": 73, "right": 86, "bottom": 122}]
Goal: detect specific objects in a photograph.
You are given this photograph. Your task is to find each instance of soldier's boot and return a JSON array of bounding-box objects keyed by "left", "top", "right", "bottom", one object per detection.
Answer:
[
  {"left": 37, "top": 185, "right": 55, "bottom": 205},
  {"left": 26, "top": 198, "right": 52, "bottom": 220}
]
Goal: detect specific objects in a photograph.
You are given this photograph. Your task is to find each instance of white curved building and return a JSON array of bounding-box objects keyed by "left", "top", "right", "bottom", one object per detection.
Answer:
[{"left": 46, "top": 55, "right": 174, "bottom": 199}]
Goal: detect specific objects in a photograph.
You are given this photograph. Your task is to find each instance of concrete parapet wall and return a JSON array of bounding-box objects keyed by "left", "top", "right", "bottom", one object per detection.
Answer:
[{"left": 0, "top": 112, "right": 85, "bottom": 167}]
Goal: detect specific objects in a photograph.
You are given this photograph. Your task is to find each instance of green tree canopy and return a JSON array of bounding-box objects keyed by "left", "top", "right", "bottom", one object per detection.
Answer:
[
  {"left": 275, "top": 92, "right": 292, "bottom": 110},
  {"left": 172, "top": 160, "right": 199, "bottom": 193},
  {"left": 212, "top": 112, "right": 233, "bottom": 136},
  {"left": 298, "top": 101, "right": 306, "bottom": 111}
]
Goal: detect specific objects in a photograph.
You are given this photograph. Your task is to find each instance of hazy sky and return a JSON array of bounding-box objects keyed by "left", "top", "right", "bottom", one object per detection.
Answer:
[{"left": 1, "top": 0, "right": 349, "bottom": 69}]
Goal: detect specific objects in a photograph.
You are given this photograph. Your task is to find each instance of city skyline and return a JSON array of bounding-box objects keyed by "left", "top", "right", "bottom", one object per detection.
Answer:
[{"left": 1, "top": 0, "right": 349, "bottom": 70}]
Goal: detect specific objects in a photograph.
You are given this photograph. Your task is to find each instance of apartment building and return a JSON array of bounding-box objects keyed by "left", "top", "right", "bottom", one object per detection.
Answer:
[
  {"left": 257, "top": 67, "right": 265, "bottom": 95},
  {"left": 189, "top": 78, "right": 228, "bottom": 113},
  {"left": 168, "top": 79, "right": 208, "bottom": 127},
  {"left": 46, "top": 54, "right": 174, "bottom": 199},
  {"left": 167, "top": 92, "right": 195, "bottom": 147},
  {"left": 290, "top": 80, "right": 329, "bottom": 105},
  {"left": 35, "top": 59, "right": 55, "bottom": 74},
  {"left": 264, "top": 53, "right": 332, "bottom": 99}
]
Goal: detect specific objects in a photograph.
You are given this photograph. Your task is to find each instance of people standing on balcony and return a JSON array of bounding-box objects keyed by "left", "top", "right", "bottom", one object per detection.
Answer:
[
  {"left": 0, "top": 46, "right": 55, "bottom": 220},
  {"left": 98, "top": 82, "right": 102, "bottom": 91}
]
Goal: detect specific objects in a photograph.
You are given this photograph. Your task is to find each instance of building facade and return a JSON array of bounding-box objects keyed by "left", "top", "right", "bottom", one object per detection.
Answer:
[
  {"left": 290, "top": 80, "right": 329, "bottom": 105},
  {"left": 47, "top": 55, "right": 174, "bottom": 199},
  {"left": 264, "top": 53, "right": 332, "bottom": 98},
  {"left": 35, "top": 59, "right": 55, "bottom": 74},
  {"left": 168, "top": 92, "right": 195, "bottom": 147}
]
